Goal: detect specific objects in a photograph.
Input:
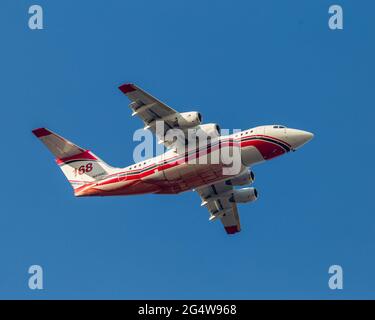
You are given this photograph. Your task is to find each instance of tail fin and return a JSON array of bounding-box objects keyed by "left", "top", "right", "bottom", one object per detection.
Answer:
[{"left": 32, "top": 128, "right": 116, "bottom": 190}]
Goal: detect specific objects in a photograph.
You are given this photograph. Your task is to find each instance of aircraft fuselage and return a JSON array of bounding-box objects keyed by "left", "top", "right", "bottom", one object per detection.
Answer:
[{"left": 73, "top": 125, "right": 313, "bottom": 197}]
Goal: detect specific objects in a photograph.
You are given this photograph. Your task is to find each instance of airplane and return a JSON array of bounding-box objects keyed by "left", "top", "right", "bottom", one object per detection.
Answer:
[{"left": 32, "top": 83, "right": 313, "bottom": 235}]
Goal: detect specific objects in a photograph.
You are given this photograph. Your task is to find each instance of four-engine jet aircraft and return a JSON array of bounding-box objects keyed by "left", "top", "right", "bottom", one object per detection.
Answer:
[{"left": 33, "top": 83, "right": 313, "bottom": 234}]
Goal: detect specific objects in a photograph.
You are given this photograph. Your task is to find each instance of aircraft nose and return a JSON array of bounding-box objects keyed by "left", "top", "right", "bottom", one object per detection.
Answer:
[{"left": 287, "top": 129, "right": 314, "bottom": 150}]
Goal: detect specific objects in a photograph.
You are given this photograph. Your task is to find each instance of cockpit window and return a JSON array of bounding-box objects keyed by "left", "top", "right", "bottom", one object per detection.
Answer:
[{"left": 273, "top": 125, "right": 286, "bottom": 129}]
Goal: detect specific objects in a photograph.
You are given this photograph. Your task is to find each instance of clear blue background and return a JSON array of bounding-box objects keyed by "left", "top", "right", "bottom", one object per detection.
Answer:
[{"left": 0, "top": 0, "right": 374, "bottom": 299}]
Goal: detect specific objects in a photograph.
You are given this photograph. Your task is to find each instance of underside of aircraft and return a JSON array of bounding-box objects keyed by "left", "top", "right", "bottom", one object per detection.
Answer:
[{"left": 33, "top": 83, "right": 313, "bottom": 234}]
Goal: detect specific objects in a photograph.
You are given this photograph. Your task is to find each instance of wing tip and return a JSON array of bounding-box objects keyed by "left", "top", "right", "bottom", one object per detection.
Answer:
[
  {"left": 119, "top": 83, "right": 136, "bottom": 94},
  {"left": 32, "top": 127, "right": 51, "bottom": 138},
  {"left": 225, "top": 225, "right": 241, "bottom": 235}
]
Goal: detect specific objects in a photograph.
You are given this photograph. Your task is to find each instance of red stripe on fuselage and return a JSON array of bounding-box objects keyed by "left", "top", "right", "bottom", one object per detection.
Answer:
[
  {"left": 251, "top": 134, "right": 291, "bottom": 147},
  {"left": 76, "top": 136, "right": 288, "bottom": 196},
  {"left": 241, "top": 139, "right": 286, "bottom": 160},
  {"left": 97, "top": 135, "right": 289, "bottom": 179}
]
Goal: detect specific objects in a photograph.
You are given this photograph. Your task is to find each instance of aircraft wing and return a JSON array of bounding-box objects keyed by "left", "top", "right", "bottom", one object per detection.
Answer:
[
  {"left": 119, "top": 83, "right": 184, "bottom": 148},
  {"left": 196, "top": 180, "right": 241, "bottom": 235}
]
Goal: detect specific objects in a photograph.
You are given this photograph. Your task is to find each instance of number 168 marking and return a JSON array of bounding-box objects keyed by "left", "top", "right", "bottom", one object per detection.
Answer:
[{"left": 73, "top": 163, "right": 93, "bottom": 176}]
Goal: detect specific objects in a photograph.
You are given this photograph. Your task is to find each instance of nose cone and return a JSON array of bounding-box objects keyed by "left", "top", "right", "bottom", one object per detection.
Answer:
[{"left": 287, "top": 129, "right": 314, "bottom": 150}]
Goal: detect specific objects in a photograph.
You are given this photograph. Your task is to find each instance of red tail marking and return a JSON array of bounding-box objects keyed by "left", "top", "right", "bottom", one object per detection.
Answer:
[
  {"left": 56, "top": 150, "right": 97, "bottom": 165},
  {"left": 32, "top": 128, "right": 51, "bottom": 138}
]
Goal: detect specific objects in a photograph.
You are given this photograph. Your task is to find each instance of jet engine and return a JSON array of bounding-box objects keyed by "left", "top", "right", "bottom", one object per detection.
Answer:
[
  {"left": 177, "top": 112, "right": 202, "bottom": 128},
  {"left": 225, "top": 170, "right": 255, "bottom": 186},
  {"left": 229, "top": 187, "right": 258, "bottom": 204},
  {"left": 195, "top": 123, "right": 221, "bottom": 137}
]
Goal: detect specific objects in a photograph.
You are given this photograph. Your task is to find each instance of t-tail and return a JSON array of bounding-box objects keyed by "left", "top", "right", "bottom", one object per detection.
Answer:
[{"left": 32, "top": 128, "right": 117, "bottom": 195}]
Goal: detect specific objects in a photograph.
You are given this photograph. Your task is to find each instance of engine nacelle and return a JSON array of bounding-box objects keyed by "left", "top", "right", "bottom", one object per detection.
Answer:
[
  {"left": 225, "top": 170, "right": 255, "bottom": 186},
  {"left": 195, "top": 123, "right": 221, "bottom": 138},
  {"left": 229, "top": 188, "right": 258, "bottom": 204},
  {"left": 177, "top": 112, "right": 202, "bottom": 128}
]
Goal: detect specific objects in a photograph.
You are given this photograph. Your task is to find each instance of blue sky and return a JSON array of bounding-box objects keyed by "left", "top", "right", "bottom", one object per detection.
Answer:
[{"left": 0, "top": 0, "right": 374, "bottom": 299}]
